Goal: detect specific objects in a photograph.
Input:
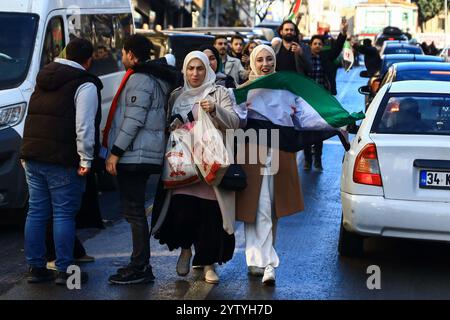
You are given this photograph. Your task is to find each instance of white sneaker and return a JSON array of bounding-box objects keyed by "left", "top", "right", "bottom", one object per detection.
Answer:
[
  {"left": 248, "top": 266, "right": 265, "bottom": 277},
  {"left": 204, "top": 265, "right": 219, "bottom": 284},
  {"left": 46, "top": 260, "right": 57, "bottom": 271},
  {"left": 262, "top": 265, "right": 275, "bottom": 286},
  {"left": 176, "top": 249, "right": 192, "bottom": 276}
]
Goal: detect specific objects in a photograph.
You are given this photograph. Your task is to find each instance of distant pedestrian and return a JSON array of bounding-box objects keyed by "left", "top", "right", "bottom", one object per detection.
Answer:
[
  {"left": 199, "top": 44, "right": 236, "bottom": 88},
  {"left": 272, "top": 20, "right": 312, "bottom": 75},
  {"left": 21, "top": 38, "right": 103, "bottom": 284},
  {"left": 104, "top": 34, "right": 179, "bottom": 285},
  {"left": 356, "top": 38, "right": 381, "bottom": 77},
  {"left": 228, "top": 35, "right": 245, "bottom": 62},
  {"left": 214, "top": 35, "right": 249, "bottom": 86},
  {"left": 242, "top": 40, "right": 258, "bottom": 71},
  {"left": 303, "top": 21, "right": 348, "bottom": 172}
]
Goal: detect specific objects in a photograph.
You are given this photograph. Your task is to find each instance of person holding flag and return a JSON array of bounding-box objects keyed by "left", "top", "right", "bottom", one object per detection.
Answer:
[
  {"left": 303, "top": 20, "right": 348, "bottom": 171},
  {"left": 234, "top": 44, "right": 363, "bottom": 286}
]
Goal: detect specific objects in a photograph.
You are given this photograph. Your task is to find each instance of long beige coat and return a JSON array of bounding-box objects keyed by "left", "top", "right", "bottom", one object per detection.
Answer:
[
  {"left": 236, "top": 143, "right": 304, "bottom": 223},
  {"left": 152, "top": 85, "right": 240, "bottom": 236}
]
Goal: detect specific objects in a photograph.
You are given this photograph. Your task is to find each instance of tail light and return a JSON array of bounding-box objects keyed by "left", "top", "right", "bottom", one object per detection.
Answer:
[{"left": 353, "top": 143, "right": 382, "bottom": 186}]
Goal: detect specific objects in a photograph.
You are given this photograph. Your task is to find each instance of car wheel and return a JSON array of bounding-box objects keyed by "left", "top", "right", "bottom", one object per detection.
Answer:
[{"left": 338, "top": 215, "right": 364, "bottom": 257}]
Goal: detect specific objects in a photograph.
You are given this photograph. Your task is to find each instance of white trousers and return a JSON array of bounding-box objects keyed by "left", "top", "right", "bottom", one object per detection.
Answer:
[{"left": 244, "top": 150, "right": 280, "bottom": 268}]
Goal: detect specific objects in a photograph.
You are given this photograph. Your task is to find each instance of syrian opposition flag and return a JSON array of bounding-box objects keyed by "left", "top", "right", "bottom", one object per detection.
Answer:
[
  {"left": 232, "top": 71, "right": 365, "bottom": 151},
  {"left": 342, "top": 40, "right": 354, "bottom": 72}
]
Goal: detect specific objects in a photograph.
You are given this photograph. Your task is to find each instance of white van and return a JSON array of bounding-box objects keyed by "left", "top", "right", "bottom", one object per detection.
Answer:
[{"left": 0, "top": 0, "right": 133, "bottom": 214}]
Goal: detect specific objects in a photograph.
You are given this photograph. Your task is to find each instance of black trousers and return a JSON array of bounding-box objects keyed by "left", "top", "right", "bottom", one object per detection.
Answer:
[
  {"left": 117, "top": 164, "right": 161, "bottom": 269},
  {"left": 304, "top": 141, "right": 323, "bottom": 163},
  {"left": 156, "top": 194, "right": 235, "bottom": 266}
]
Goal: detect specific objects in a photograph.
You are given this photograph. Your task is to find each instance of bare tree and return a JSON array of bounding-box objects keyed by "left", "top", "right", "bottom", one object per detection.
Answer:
[{"left": 255, "top": 0, "right": 276, "bottom": 23}]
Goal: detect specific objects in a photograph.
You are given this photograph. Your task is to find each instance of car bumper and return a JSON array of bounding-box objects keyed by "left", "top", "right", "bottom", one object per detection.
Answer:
[
  {"left": 341, "top": 191, "right": 450, "bottom": 242},
  {"left": 0, "top": 128, "right": 27, "bottom": 210}
]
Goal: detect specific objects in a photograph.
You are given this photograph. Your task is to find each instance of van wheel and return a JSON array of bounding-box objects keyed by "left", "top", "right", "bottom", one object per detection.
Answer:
[{"left": 338, "top": 215, "right": 364, "bottom": 257}]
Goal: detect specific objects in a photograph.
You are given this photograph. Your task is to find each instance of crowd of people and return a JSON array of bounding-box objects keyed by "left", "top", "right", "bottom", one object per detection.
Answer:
[{"left": 21, "top": 20, "right": 350, "bottom": 287}]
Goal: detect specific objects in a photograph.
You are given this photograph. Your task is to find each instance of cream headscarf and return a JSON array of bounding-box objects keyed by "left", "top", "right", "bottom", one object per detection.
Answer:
[
  {"left": 172, "top": 51, "right": 216, "bottom": 119},
  {"left": 248, "top": 44, "right": 277, "bottom": 82}
]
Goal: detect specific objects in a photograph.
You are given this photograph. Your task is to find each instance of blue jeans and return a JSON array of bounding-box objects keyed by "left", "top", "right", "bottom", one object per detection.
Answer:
[{"left": 24, "top": 160, "right": 86, "bottom": 272}]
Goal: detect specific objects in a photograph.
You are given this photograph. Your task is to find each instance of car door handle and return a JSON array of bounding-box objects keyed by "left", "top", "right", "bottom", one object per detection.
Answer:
[{"left": 413, "top": 159, "right": 450, "bottom": 170}]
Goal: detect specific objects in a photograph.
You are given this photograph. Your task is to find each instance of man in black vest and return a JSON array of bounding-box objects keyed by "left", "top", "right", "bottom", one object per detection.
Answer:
[{"left": 21, "top": 38, "right": 102, "bottom": 285}]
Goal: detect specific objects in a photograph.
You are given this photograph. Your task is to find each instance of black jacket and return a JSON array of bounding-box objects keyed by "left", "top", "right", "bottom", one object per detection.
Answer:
[{"left": 313, "top": 33, "right": 346, "bottom": 95}]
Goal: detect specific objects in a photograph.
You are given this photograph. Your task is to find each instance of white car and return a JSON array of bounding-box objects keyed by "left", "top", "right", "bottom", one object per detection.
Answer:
[{"left": 339, "top": 80, "right": 450, "bottom": 257}]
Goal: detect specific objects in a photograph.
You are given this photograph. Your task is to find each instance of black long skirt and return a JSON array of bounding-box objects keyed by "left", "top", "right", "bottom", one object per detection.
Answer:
[{"left": 154, "top": 194, "right": 235, "bottom": 266}]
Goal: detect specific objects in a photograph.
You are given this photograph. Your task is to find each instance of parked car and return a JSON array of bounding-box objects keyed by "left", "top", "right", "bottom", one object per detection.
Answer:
[
  {"left": 339, "top": 80, "right": 450, "bottom": 257},
  {"left": 137, "top": 29, "right": 214, "bottom": 71},
  {"left": 380, "top": 43, "right": 423, "bottom": 56},
  {"left": 359, "top": 54, "right": 445, "bottom": 110},
  {"left": 378, "top": 62, "right": 450, "bottom": 88},
  {"left": 375, "top": 26, "right": 408, "bottom": 48}
]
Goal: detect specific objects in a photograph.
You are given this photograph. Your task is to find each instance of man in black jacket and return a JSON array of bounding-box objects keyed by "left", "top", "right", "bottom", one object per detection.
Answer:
[
  {"left": 356, "top": 38, "right": 381, "bottom": 77},
  {"left": 304, "top": 22, "right": 347, "bottom": 171}
]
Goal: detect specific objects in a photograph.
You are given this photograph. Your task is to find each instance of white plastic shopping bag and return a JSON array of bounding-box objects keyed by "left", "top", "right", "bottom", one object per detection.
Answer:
[
  {"left": 192, "top": 107, "right": 230, "bottom": 186},
  {"left": 162, "top": 125, "right": 199, "bottom": 188}
]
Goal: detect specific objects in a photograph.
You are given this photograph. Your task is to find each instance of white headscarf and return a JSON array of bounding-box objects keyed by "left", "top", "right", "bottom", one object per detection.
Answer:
[
  {"left": 172, "top": 51, "right": 216, "bottom": 119},
  {"left": 249, "top": 44, "right": 276, "bottom": 82}
]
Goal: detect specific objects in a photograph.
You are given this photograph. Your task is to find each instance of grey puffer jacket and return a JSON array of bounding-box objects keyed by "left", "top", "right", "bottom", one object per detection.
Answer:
[{"left": 108, "top": 62, "right": 180, "bottom": 165}]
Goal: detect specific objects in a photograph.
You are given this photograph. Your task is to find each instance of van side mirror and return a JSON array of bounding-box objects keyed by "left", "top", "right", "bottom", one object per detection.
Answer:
[
  {"left": 360, "top": 70, "right": 370, "bottom": 78},
  {"left": 358, "top": 85, "right": 371, "bottom": 95}
]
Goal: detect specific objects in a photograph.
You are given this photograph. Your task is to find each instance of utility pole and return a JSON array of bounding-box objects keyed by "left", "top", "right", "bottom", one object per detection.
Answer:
[
  {"left": 446, "top": 0, "right": 448, "bottom": 48},
  {"left": 215, "top": 0, "right": 220, "bottom": 27},
  {"left": 205, "top": 0, "right": 210, "bottom": 27}
]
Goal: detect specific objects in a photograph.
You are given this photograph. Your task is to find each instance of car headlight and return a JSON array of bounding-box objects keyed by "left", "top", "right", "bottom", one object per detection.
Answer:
[{"left": 0, "top": 103, "right": 26, "bottom": 130}]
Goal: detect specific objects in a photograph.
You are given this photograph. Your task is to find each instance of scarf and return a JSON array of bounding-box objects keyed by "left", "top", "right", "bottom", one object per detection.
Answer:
[
  {"left": 248, "top": 44, "right": 276, "bottom": 82},
  {"left": 171, "top": 51, "right": 216, "bottom": 120}
]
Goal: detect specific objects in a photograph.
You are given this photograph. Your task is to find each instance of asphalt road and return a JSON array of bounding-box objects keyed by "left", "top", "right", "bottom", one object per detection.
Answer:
[{"left": 2, "top": 66, "right": 450, "bottom": 300}]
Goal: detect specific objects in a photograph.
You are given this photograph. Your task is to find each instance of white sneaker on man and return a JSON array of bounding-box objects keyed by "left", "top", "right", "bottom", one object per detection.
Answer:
[{"left": 262, "top": 265, "right": 275, "bottom": 285}]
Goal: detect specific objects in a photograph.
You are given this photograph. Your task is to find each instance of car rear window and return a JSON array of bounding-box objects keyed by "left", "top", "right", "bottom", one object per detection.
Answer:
[
  {"left": 396, "top": 70, "right": 450, "bottom": 81},
  {"left": 383, "top": 46, "right": 423, "bottom": 55},
  {"left": 372, "top": 95, "right": 450, "bottom": 135}
]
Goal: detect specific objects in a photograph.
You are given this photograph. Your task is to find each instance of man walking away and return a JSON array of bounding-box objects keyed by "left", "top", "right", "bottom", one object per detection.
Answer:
[
  {"left": 21, "top": 38, "right": 102, "bottom": 285},
  {"left": 104, "top": 34, "right": 179, "bottom": 285},
  {"left": 272, "top": 20, "right": 312, "bottom": 75}
]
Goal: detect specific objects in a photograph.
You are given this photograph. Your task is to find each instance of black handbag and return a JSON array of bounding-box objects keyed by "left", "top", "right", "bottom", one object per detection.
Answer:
[{"left": 219, "top": 164, "right": 247, "bottom": 191}]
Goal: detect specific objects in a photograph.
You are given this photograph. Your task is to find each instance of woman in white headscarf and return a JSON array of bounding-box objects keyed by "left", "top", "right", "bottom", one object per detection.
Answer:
[
  {"left": 235, "top": 45, "right": 304, "bottom": 285},
  {"left": 152, "top": 51, "right": 240, "bottom": 284}
]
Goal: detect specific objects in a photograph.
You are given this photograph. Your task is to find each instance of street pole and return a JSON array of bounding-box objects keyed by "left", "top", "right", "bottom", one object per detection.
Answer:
[
  {"left": 445, "top": 0, "right": 448, "bottom": 48},
  {"left": 215, "top": 0, "right": 220, "bottom": 27},
  {"left": 204, "top": 0, "right": 209, "bottom": 27}
]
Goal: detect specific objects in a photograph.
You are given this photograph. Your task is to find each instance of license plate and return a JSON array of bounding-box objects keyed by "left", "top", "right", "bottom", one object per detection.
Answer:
[{"left": 420, "top": 170, "right": 450, "bottom": 189}]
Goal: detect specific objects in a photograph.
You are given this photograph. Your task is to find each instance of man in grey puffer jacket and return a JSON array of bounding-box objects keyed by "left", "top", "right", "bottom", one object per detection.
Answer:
[{"left": 105, "top": 34, "right": 179, "bottom": 285}]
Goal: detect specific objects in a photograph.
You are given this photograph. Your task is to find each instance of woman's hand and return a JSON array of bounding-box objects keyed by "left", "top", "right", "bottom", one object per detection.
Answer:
[{"left": 200, "top": 100, "right": 216, "bottom": 113}]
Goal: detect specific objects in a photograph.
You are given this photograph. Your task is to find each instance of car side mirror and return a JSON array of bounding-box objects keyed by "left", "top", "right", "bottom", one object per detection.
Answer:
[
  {"left": 360, "top": 70, "right": 370, "bottom": 78},
  {"left": 358, "top": 85, "right": 371, "bottom": 95}
]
